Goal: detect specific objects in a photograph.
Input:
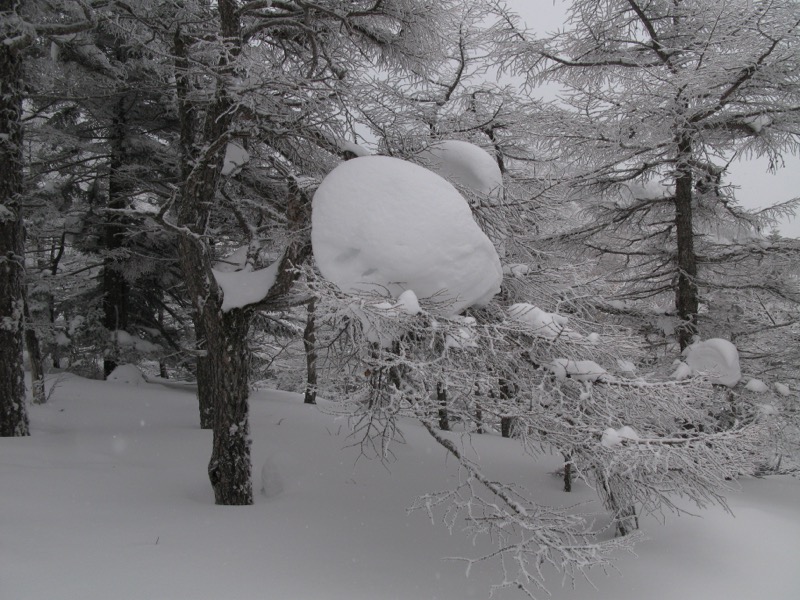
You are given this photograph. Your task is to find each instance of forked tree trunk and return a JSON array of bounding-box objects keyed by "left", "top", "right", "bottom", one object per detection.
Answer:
[
  {"left": 177, "top": 231, "right": 254, "bottom": 504},
  {"left": 0, "top": 18, "right": 30, "bottom": 436},
  {"left": 172, "top": 0, "right": 254, "bottom": 504}
]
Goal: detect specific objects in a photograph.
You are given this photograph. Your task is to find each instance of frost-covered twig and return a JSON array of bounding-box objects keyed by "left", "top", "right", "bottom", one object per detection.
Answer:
[{"left": 413, "top": 421, "right": 638, "bottom": 597}]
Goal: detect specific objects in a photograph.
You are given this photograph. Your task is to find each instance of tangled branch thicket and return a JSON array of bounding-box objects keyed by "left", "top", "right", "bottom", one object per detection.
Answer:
[{"left": 290, "top": 267, "right": 770, "bottom": 595}]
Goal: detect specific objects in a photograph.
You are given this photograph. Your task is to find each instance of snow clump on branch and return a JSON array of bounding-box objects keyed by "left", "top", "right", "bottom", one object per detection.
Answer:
[
  {"left": 414, "top": 140, "right": 503, "bottom": 202},
  {"left": 311, "top": 155, "right": 502, "bottom": 316},
  {"left": 683, "top": 338, "right": 742, "bottom": 387}
]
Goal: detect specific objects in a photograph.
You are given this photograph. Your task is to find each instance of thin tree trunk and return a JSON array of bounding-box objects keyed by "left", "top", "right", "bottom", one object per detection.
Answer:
[
  {"left": 174, "top": 24, "right": 213, "bottom": 430},
  {"left": 0, "top": 16, "right": 30, "bottom": 436},
  {"left": 102, "top": 96, "right": 131, "bottom": 379},
  {"left": 475, "top": 405, "right": 483, "bottom": 434},
  {"left": 499, "top": 377, "right": 514, "bottom": 438},
  {"left": 437, "top": 381, "right": 449, "bottom": 431},
  {"left": 303, "top": 296, "right": 317, "bottom": 404},
  {"left": 23, "top": 294, "right": 46, "bottom": 405},
  {"left": 674, "top": 136, "right": 698, "bottom": 350}
]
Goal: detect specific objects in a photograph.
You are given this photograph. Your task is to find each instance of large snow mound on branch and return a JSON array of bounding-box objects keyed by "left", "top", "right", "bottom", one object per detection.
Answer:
[
  {"left": 311, "top": 155, "right": 502, "bottom": 315},
  {"left": 415, "top": 140, "right": 503, "bottom": 201},
  {"left": 684, "top": 338, "right": 741, "bottom": 387}
]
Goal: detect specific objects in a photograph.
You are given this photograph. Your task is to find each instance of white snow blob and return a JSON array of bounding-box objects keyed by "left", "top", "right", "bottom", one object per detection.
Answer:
[
  {"left": 508, "top": 304, "right": 570, "bottom": 341},
  {"left": 311, "top": 156, "right": 502, "bottom": 316},
  {"left": 550, "top": 358, "right": 607, "bottom": 382},
  {"left": 670, "top": 361, "right": 693, "bottom": 381},
  {"left": 221, "top": 142, "right": 250, "bottom": 176},
  {"left": 395, "top": 290, "right": 422, "bottom": 316},
  {"left": 684, "top": 338, "right": 741, "bottom": 387},
  {"left": 616, "top": 359, "right": 636, "bottom": 376},
  {"left": 445, "top": 316, "right": 479, "bottom": 350},
  {"left": 745, "top": 378, "right": 769, "bottom": 394},
  {"left": 415, "top": 140, "right": 503, "bottom": 202},
  {"left": 212, "top": 261, "right": 280, "bottom": 313},
  {"left": 601, "top": 428, "right": 622, "bottom": 448},
  {"left": 602, "top": 426, "right": 640, "bottom": 448}
]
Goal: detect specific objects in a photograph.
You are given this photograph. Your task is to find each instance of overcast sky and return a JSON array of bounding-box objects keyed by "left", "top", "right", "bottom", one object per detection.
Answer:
[{"left": 502, "top": 0, "right": 800, "bottom": 238}]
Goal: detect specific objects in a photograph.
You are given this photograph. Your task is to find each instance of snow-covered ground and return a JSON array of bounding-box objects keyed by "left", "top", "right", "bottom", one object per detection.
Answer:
[{"left": 3, "top": 374, "right": 799, "bottom": 600}]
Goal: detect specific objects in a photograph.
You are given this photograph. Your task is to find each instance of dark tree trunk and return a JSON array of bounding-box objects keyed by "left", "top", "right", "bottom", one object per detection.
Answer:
[
  {"left": 674, "top": 136, "right": 698, "bottom": 350},
  {"left": 499, "top": 377, "right": 514, "bottom": 438},
  {"left": 437, "top": 381, "right": 449, "bottom": 431},
  {"left": 173, "top": 1, "right": 253, "bottom": 504},
  {"left": 563, "top": 456, "right": 572, "bottom": 493},
  {"left": 102, "top": 97, "right": 131, "bottom": 379},
  {"left": 303, "top": 296, "right": 317, "bottom": 405},
  {"left": 43, "top": 233, "right": 65, "bottom": 368},
  {"left": 0, "top": 17, "right": 30, "bottom": 436},
  {"left": 174, "top": 24, "right": 213, "bottom": 430},
  {"left": 23, "top": 294, "right": 46, "bottom": 405},
  {"left": 202, "top": 298, "right": 253, "bottom": 505},
  {"left": 176, "top": 229, "right": 254, "bottom": 504},
  {"left": 195, "top": 318, "right": 215, "bottom": 429}
]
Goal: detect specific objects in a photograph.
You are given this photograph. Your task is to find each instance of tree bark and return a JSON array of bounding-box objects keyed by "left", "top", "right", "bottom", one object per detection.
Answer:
[
  {"left": 173, "top": 0, "right": 253, "bottom": 503},
  {"left": 303, "top": 296, "right": 317, "bottom": 405},
  {"left": 102, "top": 96, "right": 131, "bottom": 378},
  {"left": 0, "top": 10, "right": 30, "bottom": 436},
  {"left": 203, "top": 296, "right": 253, "bottom": 505},
  {"left": 23, "top": 294, "right": 46, "bottom": 405},
  {"left": 674, "top": 135, "right": 699, "bottom": 350},
  {"left": 499, "top": 377, "right": 514, "bottom": 438},
  {"left": 437, "top": 381, "right": 449, "bottom": 431},
  {"left": 195, "top": 318, "right": 215, "bottom": 429},
  {"left": 563, "top": 456, "right": 572, "bottom": 492}
]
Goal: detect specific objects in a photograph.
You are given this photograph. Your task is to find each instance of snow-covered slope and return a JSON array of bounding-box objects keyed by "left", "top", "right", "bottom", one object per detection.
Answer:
[{"left": 2, "top": 374, "right": 799, "bottom": 600}]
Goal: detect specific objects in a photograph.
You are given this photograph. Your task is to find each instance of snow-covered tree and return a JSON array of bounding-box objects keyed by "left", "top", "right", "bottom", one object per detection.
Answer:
[
  {"left": 98, "top": 0, "right": 455, "bottom": 504},
  {"left": 22, "top": 4, "right": 187, "bottom": 380},
  {"left": 306, "top": 145, "right": 768, "bottom": 594},
  {"left": 1, "top": 0, "right": 31, "bottom": 436},
  {"left": 1, "top": 0, "right": 94, "bottom": 435},
  {"left": 496, "top": 0, "right": 800, "bottom": 350}
]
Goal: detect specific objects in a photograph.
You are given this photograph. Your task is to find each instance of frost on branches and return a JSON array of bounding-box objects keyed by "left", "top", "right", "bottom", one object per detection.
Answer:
[{"left": 307, "top": 147, "right": 768, "bottom": 596}]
